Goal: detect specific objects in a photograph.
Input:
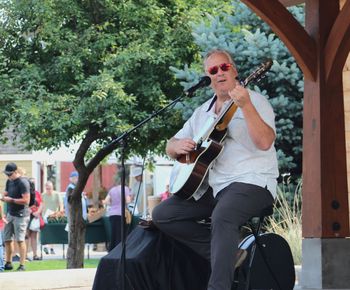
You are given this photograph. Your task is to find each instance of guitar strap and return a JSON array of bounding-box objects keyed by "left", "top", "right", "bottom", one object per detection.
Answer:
[{"left": 215, "top": 103, "right": 238, "bottom": 131}]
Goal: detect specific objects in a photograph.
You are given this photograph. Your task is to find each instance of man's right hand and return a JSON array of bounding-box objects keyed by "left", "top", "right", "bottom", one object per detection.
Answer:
[
  {"left": 166, "top": 138, "right": 196, "bottom": 159},
  {"left": 1, "top": 196, "right": 13, "bottom": 203}
]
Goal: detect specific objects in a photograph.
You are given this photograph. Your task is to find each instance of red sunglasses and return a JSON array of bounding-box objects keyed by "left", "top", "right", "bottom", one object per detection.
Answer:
[{"left": 207, "top": 63, "right": 234, "bottom": 75}]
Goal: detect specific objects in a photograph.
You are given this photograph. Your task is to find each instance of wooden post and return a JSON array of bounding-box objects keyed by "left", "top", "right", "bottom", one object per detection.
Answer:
[
  {"left": 344, "top": 54, "right": 350, "bottom": 199},
  {"left": 302, "top": 0, "right": 349, "bottom": 238},
  {"left": 239, "top": 0, "right": 350, "bottom": 287}
]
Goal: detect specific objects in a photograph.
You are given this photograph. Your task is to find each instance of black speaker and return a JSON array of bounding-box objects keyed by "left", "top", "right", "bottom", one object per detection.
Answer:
[{"left": 233, "top": 233, "right": 295, "bottom": 290}]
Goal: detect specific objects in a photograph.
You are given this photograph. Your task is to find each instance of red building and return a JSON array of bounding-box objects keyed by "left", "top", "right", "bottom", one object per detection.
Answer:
[{"left": 59, "top": 161, "right": 118, "bottom": 194}]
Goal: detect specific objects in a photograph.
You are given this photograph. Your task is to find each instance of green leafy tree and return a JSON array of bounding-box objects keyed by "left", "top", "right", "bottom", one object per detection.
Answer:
[
  {"left": 171, "top": 1, "right": 304, "bottom": 177},
  {"left": 0, "top": 0, "right": 231, "bottom": 268}
]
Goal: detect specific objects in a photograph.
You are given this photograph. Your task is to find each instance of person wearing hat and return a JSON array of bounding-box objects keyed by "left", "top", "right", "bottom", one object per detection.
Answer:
[
  {"left": 0, "top": 162, "right": 31, "bottom": 271},
  {"left": 63, "top": 171, "right": 87, "bottom": 232},
  {"left": 64, "top": 171, "right": 79, "bottom": 217},
  {"left": 129, "top": 167, "right": 145, "bottom": 216}
]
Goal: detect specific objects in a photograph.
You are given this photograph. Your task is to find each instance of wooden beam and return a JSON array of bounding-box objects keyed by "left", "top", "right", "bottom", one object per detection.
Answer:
[
  {"left": 325, "top": 0, "right": 350, "bottom": 82},
  {"left": 279, "top": 0, "right": 305, "bottom": 6},
  {"left": 241, "top": 0, "right": 317, "bottom": 80}
]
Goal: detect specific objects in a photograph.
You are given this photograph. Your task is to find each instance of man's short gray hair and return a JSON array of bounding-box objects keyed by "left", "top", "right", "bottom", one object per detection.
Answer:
[{"left": 203, "top": 49, "right": 236, "bottom": 69}]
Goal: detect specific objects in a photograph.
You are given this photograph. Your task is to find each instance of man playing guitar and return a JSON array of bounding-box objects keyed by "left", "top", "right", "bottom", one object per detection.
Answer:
[{"left": 152, "top": 49, "right": 279, "bottom": 290}]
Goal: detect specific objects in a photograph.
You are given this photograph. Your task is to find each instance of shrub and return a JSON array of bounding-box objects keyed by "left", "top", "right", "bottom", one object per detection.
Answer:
[{"left": 266, "top": 178, "right": 302, "bottom": 265}]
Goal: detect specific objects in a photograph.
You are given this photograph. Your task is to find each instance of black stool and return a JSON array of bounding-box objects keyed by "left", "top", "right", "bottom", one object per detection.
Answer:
[{"left": 233, "top": 204, "right": 284, "bottom": 290}]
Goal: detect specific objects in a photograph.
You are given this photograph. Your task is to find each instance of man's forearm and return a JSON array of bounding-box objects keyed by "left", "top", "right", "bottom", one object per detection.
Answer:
[
  {"left": 166, "top": 137, "right": 179, "bottom": 159},
  {"left": 9, "top": 197, "right": 29, "bottom": 205}
]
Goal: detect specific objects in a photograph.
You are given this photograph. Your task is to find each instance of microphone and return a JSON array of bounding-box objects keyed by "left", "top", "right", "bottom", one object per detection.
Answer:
[{"left": 186, "top": 76, "right": 211, "bottom": 95}]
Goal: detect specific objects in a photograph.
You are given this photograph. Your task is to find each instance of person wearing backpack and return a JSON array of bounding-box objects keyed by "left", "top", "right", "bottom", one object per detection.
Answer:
[{"left": 0, "top": 162, "right": 31, "bottom": 271}]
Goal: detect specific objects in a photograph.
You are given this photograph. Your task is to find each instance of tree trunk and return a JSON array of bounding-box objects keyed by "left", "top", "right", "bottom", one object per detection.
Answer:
[
  {"left": 66, "top": 191, "right": 86, "bottom": 269},
  {"left": 66, "top": 126, "right": 118, "bottom": 268},
  {"left": 92, "top": 165, "right": 102, "bottom": 208}
]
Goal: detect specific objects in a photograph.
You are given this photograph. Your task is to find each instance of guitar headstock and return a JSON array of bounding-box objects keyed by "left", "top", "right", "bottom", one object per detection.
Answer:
[{"left": 241, "top": 59, "right": 273, "bottom": 87}]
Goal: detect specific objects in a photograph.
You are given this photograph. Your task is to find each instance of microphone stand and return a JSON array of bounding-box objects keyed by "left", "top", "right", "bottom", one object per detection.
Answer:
[
  {"left": 119, "top": 138, "right": 127, "bottom": 290},
  {"left": 103, "top": 91, "right": 195, "bottom": 290}
]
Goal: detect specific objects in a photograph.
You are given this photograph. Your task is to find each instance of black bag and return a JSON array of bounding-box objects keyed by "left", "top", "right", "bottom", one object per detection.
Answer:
[{"left": 234, "top": 233, "right": 295, "bottom": 290}]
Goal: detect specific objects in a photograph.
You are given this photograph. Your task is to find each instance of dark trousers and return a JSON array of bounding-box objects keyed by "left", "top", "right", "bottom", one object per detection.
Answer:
[
  {"left": 152, "top": 182, "right": 274, "bottom": 290},
  {"left": 109, "top": 215, "right": 122, "bottom": 252}
]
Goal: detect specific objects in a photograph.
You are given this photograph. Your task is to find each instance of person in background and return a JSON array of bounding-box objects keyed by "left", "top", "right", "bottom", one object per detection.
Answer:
[
  {"left": 26, "top": 178, "right": 43, "bottom": 260},
  {"left": 103, "top": 177, "right": 132, "bottom": 251},
  {"left": 9, "top": 167, "right": 26, "bottom": 263},
  {"left": 159, "top": 183, "right": 171, "bottom": 202},
  {"left": 41, "top": 180, "right": 63, "bottom": 255},
  {"left": 42, "top": 181, "right": 63, "bottom": 216},
  {"left": 64, "top": 171, "right": 88, "bottom": 227},
  {"left": 129, "top": 167, "right": 144, "bottom": 216},
  {"left": 0, "top": 201, "right": 5, "bottom": 272},
  {"left": 0, "top": 162, "right": 31, "bottom": 271}
]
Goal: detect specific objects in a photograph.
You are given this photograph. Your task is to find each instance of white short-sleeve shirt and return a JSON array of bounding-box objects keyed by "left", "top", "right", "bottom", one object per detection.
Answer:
[{"left": 174, "top": 90, "right": 279, "bottom": 199}]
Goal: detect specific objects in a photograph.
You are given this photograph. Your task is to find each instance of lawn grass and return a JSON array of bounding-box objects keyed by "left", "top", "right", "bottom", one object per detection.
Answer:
[{"left": 6, "top": 259, "right": 100, "bottom": 272}]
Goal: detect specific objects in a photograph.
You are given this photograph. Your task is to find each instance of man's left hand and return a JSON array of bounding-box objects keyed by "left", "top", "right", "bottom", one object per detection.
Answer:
[{"left": 228, "top": 84, "right": 251, "bottom": 108}]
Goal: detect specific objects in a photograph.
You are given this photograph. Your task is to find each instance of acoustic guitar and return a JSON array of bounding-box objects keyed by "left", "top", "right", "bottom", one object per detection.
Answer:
[{"left": 169, "top": 59, "right": 273, "bottom": 199}]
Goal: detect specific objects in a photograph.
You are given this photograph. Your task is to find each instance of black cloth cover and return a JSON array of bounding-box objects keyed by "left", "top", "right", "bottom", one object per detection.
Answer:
[{"left": 92, "top": 226, "right": 210, "bottom": 290}]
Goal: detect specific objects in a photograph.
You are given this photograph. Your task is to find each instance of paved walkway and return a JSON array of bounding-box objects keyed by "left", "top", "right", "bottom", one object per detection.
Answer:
[
  {"left": 2, "top": 267, "right": 350, "bottom": 290},
  {"left": 1, "top": 249, "right": 349, "bottom": 290},
  {"left": 0, "top": 268, "right": 96, "bottom": 290},
  {"left": 0, "top": 243, "right": 106, "bottom": 290}
]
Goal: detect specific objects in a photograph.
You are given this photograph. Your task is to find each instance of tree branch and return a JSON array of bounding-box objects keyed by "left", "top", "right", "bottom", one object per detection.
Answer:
[
  {"left": 85, "top": 136, "right": 120, "bottom": 173},
  {"left": 73, "top": 126, "right": 109, "bottom": 174}
]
